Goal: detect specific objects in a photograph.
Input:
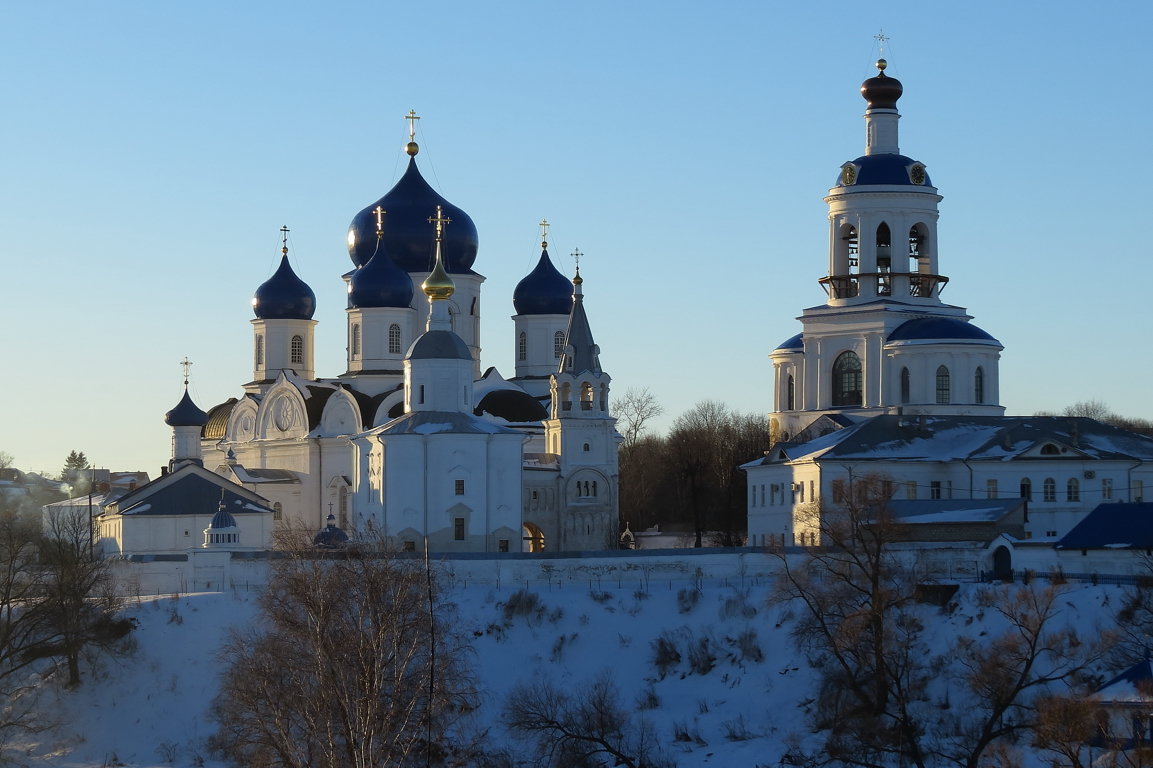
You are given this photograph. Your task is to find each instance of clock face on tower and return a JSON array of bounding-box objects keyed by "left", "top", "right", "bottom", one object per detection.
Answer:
[
  {"left": 910, "top": 164, "right": 926, "bottom": 185},
  {"left": 841, "top": 164, "right": 858, "bottom": 185}
]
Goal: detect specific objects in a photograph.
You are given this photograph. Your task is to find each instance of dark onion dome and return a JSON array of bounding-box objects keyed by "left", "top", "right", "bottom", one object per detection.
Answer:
[
  {"left": 775, "top": 332, "right": 803, "bottom": 351},
  {"left": 348, "top": 241, "right": 415, "bottom": 309},
  {"left": 209, "top": 501, "right": 238, "bottom": 530},
  {"left": 407, "top": 329, "right": 472, "bottom": 361},
  {"left": 888, "top": 317, "right": 1000, "bottom": 344},
  {"left": 165, "top": 388, "right": 209, "bottom": 427},
  {"left": 860, "top": 59, "right": 903, "bottom": 109},
  {"left": 837, "top": 155, "right": 932, "bottom": 187},
  {"left": 253, "top": 253, "right": 317, "bottom": 320},
  {"left": 313, "top": 513, "right": 350, "bottom": 548},
  {"left": 474, "top": 388, "right": 549, "bottom": 422},
  {"left": 347, "top": 158, "right": 479, "bottom": 273},
  {"left": 513, "top": 248, "right": 573, "bottom": 315}
]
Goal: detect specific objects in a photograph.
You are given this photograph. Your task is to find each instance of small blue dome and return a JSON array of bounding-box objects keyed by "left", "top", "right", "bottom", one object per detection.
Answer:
[
  {"left": 838, "top": 154, "right": 931, "bottom": 187},
  {"left": 513, "top": 248, "right": 573, "bottom": 315},
  {"left": 165, "top": 388, "right": 209, "bottom": 427},
  {"left": 348, "top": 241, "right": 414, "bottom": 309},
  {"left": 253, "top": 254, "right": 317, "bottom": 320},
  {"left": 888, "top": 317, "right": 1000, "bottom": 344},
  {"left": 209, "top": 501, "right": 238, "bottom": 530},
  {"left": 314, "top": 513, "right": 349, "bottom": 548},
  {"left": 407, "top": 329, "right": 472, "bottom": 361},
  {"left": 347, "top": 158, "right": 479, "bottom": 273},
  {"left": 775, "top": 333, "right": 803, "bottom": 351}
]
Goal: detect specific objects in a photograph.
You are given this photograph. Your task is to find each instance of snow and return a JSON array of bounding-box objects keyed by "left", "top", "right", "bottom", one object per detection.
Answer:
[
  {"left": 411, "top": 422, "right": 454, "bottom": 434},
  {"left": 15, "top": 560, "right": 1129, "bottom": 768}
]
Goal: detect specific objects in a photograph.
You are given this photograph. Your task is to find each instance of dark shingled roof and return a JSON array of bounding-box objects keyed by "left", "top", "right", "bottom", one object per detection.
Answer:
[{"left": 474, "top": 389, "right": 549, "bottom": 422}]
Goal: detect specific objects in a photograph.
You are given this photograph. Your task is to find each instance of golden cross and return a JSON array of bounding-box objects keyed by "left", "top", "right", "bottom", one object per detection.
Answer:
[
  {"left": 571, "top": 248, "right": 583, "bottom": 270},
  {"left": 180, "top": 357, "right": 193, "bottom": 386},
  {"left": 374, "top": 206, "right": 386, "bottom": 237},
  {"left": 539, "top": 219, "right": 550, "bottom": 247},
  {"left": 280, "top": 224, "right": 290, "bottom": 256},
  {"left": 405, "top": 109, "right": 421, "bottom": 141},
  {"left": 874, "top": 30, "right": 889, "bottom": 57},
  {"left": 428, "top": 205, "right": 452, "bottom": 241}
]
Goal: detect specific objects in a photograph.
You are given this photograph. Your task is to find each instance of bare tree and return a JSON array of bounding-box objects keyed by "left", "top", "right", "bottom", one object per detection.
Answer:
[
  {"left": 772, "top": 475, "right": 1108, "bottom": 768},
  {"left": 35, "top": 506, "right": 129, "bottom": 687},
  {"left": 612, "top": 389, "right": 664, "bottom": 449},
  {"left": 211, "top": 539, "right": 480, "bottom": 768},
  {"left": 503, "top": 672, "right": 672, "bottom": 768}
]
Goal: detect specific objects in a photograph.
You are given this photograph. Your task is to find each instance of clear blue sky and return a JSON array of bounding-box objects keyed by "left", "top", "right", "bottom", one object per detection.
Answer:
[{"left": 2, "top": 1, "right": 1148, "bottom": 476}]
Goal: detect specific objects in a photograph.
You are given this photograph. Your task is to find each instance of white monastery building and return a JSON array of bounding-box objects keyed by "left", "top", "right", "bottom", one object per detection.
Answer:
[
  {"left": 196, "top": 125, "right": 619, "bottom": 553},
  {"left": 744, "top": 61, "right": 1153, "bottom": 555}
]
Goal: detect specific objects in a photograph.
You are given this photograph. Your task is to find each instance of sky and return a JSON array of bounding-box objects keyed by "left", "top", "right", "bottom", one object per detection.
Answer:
[{"left": 1, "top": 1, "right": 1150, "bottom": 476}]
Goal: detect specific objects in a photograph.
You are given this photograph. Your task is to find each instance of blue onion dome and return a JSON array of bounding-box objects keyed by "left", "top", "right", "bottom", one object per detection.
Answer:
[
  {"left": 347, "top": 158, "right": 479, "bottom": 273},
  {"left": 348, "top": 240, "right": 415, "bottom": 309},
  {"left": 888, "top": 317, "right": 1000, "bottom": 344},
  {"left": 165, "top": 388, "right": 209, "bottom": 427},
  {"left": 253, "top": 253, "right": 317, "bottom": 320},
  {"left": 209, "top": 500, "right": 238, "bottom": 530},
  {"left": 861, "top": 58, "right": 903, "bottom": 109},
  {"left": 513, "top": 247, "right": 573, "bottom": 315}
]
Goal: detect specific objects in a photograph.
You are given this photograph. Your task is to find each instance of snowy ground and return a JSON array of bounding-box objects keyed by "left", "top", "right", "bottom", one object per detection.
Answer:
[{"left": 15, "top": 560, "right": 1126, "bottom": 767}]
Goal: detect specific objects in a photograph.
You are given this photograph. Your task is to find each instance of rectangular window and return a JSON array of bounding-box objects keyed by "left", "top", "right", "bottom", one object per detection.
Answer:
[
  {"left": 810, "top": 480, "right": 816, "bottom": 502},
  {"left": 1136, "top": 480, "right": 1145, "bottom": 503},
  {"left": 403, "top": 540, "right": 415, "bottom": 552},
  {"left": 798, "top": 482, "right": 805, "bottom": 503},
  {"left": 930, "top": 481, "right": 942, "bottom": 500},
  {"left": 832, "top": 479, "right": 847, "bottom": 503},
  {"left": 498, "top": 539, "right": 509, "bottom": 552},
  {"left": 906, "top": 481, "right": 916, "bottom": 500},
  {"left": 454, "top": 479, "right": 465, "bottom": 495},
  {"left": 454, "top": 518, "right": 465, "bottom": 541},
  {"left": 881, "top": 479, "right": 893, "bottom": 499},
  {"left": 986, "top": 479, "right": 998, "bottom": 499},
  {"left": 1102, "top": 478, "right": 1114, "bottom": 500}
]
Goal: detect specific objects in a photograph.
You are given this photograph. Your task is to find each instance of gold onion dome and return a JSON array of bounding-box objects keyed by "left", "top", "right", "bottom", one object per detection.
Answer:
[{"left": 421, "top": 252, "right": 455, "bottom": 300}]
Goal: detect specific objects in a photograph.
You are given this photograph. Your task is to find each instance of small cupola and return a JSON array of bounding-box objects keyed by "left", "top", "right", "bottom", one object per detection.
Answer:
[
  {"left": 513, "top": 232, "right": 573, "bottom": 316},
  {"left": 253, "top": 228, "right": 317, "bottom": 320},
  {"left": 348, "top": 207, "right": 415, "bottom": 309}
]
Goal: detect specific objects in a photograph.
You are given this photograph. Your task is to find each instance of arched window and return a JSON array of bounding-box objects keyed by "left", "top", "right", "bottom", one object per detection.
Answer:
[
  {"left": 255, "top": 334, "right": 264, "bottom": 366},
  {"left": 517, "top": 331, "right": 527, "bottom": 361},
  {"left": 554, "top": 331, "right": 565, "bottom": 360},
  {"left": 351, "top": 324, "right": 361, "bottom": 357},
  {"left": 1020, "top": 478, "right": 1032, "bottom": 501},
  {"left": 560, "top": 382, "right": 571, "bottom": 411},
  {"left": 388, "top": 324, "right": 402, "bottom": 355},
  {"left": 876, "top": 222, "right": 892, "bottom": 268},
  {"left": 580, "top": 382, "right": 594, "bottom": 410},
  {"left": 908, "top": 225, "right": 925, "bottom": 261},
  {"left": 272, "top": 502, "right": 282, "bottom": 521},
  {"left": 974, "top": 366, "right": 985, "bottom": 404},
  {"left": 290, "top": 335, "right": 304, "bottom": 365},
  {"left": 900, "top": 367, "right": 910, "bottom": 404},
  {"left": 786, "top": 375, "right": 795, "bottom": 410},
  {"left": 1067, "top": 478, "right": 1080, "bottom": 502},
  {"left": 592, "top": 481, "right": 598, "bottom": 497},
  {"left": 935, "top": 365, "right": 951, "bottom": 404},
  {"left": 831, "top": 351, "right": 862, "bottom": 407},
  {"left": 1043, "top": 477, "right": 1056, "bottom": 502}
]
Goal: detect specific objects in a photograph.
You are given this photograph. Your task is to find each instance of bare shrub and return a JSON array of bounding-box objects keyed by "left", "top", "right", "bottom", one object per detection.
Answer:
[
  {"left": 676, "top": 587, "right": 700, "bottom": 614},
  {"left": 651, "top": 632, "right": 681, "bottom": 679}
]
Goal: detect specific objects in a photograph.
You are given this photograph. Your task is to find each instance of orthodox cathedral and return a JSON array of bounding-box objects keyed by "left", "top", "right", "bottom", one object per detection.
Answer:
[
  {"left": 744, "top": 61, "right": 1153, "bottom": 552},
  {"left": 191, "top": 121, "right": 620, "bottom": 553}
]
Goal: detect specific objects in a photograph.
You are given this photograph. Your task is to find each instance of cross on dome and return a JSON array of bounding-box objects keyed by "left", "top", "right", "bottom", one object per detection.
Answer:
[
  {"left": 180, "top": 357, "right": 193, "bottom": 386},
  {"left": 539, "top": 219, "right": 550, "bottom": 248}
]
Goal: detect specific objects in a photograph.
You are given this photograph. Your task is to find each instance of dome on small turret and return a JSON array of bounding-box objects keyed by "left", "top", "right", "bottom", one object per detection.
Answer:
[
  {"left": 209, "top": 501, "right": 238, "bottom": 531},
  {"left": 313, "top": 513, "right": 349, "bottom": 548},
  {"left": 513, "top": 248, "right": 573, "bottom": 315},
  {"left": 348, "top": 241, "right": 414, "bottom": 309},
  {"left": 165, "top": 388, "right": 209, "bottom": 427},
  {"left": 347, "top": 158, "right": 479, "bottom": 274},
  {"left": 253, "top": 254, "right": 316, "bottom": 320},
  {"left": 861, "top": 59, "right": 903, "bottom": 109}
]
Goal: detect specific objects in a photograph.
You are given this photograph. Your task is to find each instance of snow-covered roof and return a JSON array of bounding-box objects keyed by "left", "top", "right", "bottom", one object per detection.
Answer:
[
  {"left": 367, "top": 410, "right": 524, "bottom": 437},
  {"left": 885, "top": 498, "right": 1024, "bottom": 524},
  {"left": 750, "top": 416, "right": 1153, "bottom": 466}
]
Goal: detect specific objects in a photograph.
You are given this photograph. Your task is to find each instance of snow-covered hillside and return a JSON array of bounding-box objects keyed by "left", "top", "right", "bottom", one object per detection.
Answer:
[{"left": 19, "top": 563, "right": 1125, "bottom": 768}]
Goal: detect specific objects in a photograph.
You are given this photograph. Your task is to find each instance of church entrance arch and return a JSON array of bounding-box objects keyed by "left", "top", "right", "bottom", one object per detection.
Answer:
[
  {"left": 522, "top": 522, "right": 545, "bottom": 553},
  {"left": 992, "top": 545, "right": 1012, "bottom": 581}
]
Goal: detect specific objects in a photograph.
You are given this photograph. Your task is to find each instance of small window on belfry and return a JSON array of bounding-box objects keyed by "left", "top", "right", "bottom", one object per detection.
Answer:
[
  {"left": 454, "top": 479, "right": 465, "bottom": 495},
  {"left": 582, "top": 443, "right": 590, "bottom": 452}
]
